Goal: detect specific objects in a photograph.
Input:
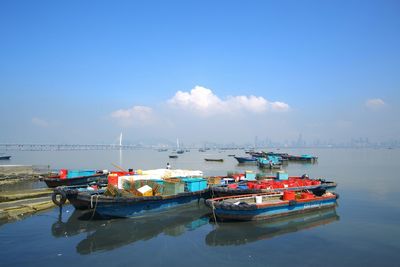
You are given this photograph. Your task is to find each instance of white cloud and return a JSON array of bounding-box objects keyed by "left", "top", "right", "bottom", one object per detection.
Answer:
[
  {"left": 366, "top": 98, "right": 385, "bottom": 110},
  {"left": 168, "top": 85, "right": 289, "bottom": 116},
  {"left": 270, "top": 101, "right": 290, "bottom": 112},
  {"left": 32, "top": 117, "right": 49, "bottom": 127},
  {"left": 227, "top": 95, "right": 268, "bottom": 113},
  {"left": 111, "top": 105, "right": 155, "bottom": 127},
  {"left": 168, "top": 86, "right": 223, "bottom": 115}
]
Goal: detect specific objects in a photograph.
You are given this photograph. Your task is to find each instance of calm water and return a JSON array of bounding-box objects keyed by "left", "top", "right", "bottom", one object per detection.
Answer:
[{"left": 1, "top": 148, "right": 400, "bottom": 267}]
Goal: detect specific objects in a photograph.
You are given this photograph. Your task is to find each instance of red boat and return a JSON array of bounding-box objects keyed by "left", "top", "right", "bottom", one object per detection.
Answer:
[{"left": 210, "top": 176, "right": 337, "bottom": 197}]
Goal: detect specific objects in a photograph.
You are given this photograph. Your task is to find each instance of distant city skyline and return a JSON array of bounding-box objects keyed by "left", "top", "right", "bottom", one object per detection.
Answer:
[
  {"left": 1, "top": 1, "right": 399, "bottom": 145},
  {"left": 1, "top": 134, "right": 399, "bottom": 150}
]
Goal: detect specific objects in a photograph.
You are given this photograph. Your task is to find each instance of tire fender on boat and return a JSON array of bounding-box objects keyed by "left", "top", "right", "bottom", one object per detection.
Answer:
[
  {"left": 52, "top": 190, "right": 67, "bottom": 206},
  {"left": 335, "top": 193, "right": 340, "bottom": 200},
  {"left": 288, "top": 200, "right": 297, "bottom": 206}
]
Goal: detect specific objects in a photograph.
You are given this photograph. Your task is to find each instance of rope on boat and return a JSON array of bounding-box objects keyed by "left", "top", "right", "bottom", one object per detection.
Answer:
[
  {"left": 210, "top": 187, "right": 218, "bottom": 227},
  {"left": 90, "top": 194, "right": 99, "bottom": 220}
]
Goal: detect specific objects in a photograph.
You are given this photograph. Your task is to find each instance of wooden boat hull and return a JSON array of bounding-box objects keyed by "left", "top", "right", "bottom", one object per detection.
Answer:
[
  {"left": 75, "top": 189, "right": 210, "bottom": 218},
  {"left": 44, "top": 173, "right": 108, "bottom": 188},
  {"left": 207, "top": 193, "right": 338, "bottom": 221},
  {"left": 205, "top": 159, "right": 224, "bottom": 162}
]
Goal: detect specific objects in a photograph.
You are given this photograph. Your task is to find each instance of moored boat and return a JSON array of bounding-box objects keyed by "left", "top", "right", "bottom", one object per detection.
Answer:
[
  {"left": 234, "top": 156, "right": 257, "bottom": 164},
  {"left": 74, "top": 189, "right": 209, "bottom": 218},
  {"left": 286, "top": 154, "right": 318, "bottom": 163},
  {"left": 44, "top": 169, "right": 108, "bottom": 188},
  {"left": 210, "top": 177, "right": 337, "bottom": 197},
  {"left": 58, "top": 169, "right": 208, "bottom": 214},
  {"left": 206, "top": 190, "right": 338, "bottom": 221},
  {"left": 257, "top": 156, "right": 282, "bottom": 169},
  {"left": 205, "top": 158, "right": 224, "bottom": 162},
  {"left": 0, "top": 155, "right": 11, "bottom": 160}
]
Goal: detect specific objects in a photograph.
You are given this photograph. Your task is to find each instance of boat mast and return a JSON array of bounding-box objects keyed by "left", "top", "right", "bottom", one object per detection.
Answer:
[{"left": 119, "top": 132, "right": 123, "bottom": 147}]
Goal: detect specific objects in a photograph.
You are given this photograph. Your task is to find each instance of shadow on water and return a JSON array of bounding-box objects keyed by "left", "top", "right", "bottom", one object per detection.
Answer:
[
  {"left": 51, "top": 203, "right": 340, "bottom": 254},
  {"left": 51, "top": 203, "right": 211, "bottom": 255},
  {"left": 206, "top": 206, "right": 340, "bottom": 246}
]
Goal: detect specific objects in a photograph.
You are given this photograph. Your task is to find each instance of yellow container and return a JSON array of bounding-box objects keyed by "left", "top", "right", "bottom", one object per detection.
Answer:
[{"left": 141, "top": 190, "right": 153, "bottom": 197}]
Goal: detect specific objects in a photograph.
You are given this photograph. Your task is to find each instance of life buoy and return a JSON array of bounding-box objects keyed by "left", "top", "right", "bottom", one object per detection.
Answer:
[{"left": 52, "top": 190, "right": 67, "bottom": 206}]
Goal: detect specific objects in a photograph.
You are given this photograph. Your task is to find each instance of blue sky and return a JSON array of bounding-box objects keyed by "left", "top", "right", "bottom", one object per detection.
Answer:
[{"left": 0, "top": 0, "right": 399, "bottom": 144}]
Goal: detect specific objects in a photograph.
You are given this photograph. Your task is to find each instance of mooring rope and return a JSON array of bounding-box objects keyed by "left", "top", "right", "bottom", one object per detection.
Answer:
[
  {"left": 90, "top": 194, "right": 99, "bottom": 220},
  {"left": 210, "top": 187, "right": 218, "bottom": 227}
]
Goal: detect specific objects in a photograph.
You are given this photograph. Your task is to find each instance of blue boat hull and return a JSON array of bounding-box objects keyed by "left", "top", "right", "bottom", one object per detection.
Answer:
[
  {"left": 210, "top": 197, "right": 337, "bottom": 221},
  {"left": 78, "top": 190, "right": 209, "bottom": 218},
  {"left": 234, "top": 156, "right": 257, "bottom": 163}
]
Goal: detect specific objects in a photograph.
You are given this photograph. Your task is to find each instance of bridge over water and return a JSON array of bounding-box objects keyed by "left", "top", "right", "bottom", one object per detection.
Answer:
[{"left": 0, "top": 143, "right": 141, "bottom": 151}]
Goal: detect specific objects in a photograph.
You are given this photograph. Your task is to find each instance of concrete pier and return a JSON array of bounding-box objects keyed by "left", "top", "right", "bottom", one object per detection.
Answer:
[
  {"left": 0, "top": 165, "right": 55, "bottom": 223},
  {"left": 0, "top": 189, "right": 55, "bottom": 222}
]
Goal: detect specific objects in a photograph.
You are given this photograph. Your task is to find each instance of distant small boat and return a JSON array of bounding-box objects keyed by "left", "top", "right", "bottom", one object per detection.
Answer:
[
  {"left": 177, "top": 150, "right": 184, "bottom": 154},
  {"left": 205, "top": 158, "right": 224, "bottom": 162},
  {"left": 228, "top": 154, "right": 235, "bottom": 157},
  {"left": 286, "top": 154, "right": 318, "bottom": 163},
  {"left": 199, "top": 149, "right": 206, "bottom": 152},
  {"left": 169, "top": 155, "right": 178, "bottom": 159},
  {"left": 234, "top": 156, "right": 257, "bottom": 163},
  {"left": 157, "top": 148, "right": 168, "bottom": 152},
  {"left": 0, "top": 155, "right": 11, "bottom": 160}
]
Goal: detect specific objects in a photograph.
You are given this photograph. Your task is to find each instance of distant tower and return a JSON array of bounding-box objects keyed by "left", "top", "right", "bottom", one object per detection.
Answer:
[
  {"left": 297, "top": 133, "right": 303, "bottom": 147},
  {"left": 119, "top": 132, "right": 123, "bottom": 147}
]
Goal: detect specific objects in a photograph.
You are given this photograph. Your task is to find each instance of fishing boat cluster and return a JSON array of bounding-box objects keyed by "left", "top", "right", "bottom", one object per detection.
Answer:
[
  {"left": 45, "top": 151, "right": 338, "bottom": 221},
  {"left": 234, "top": 151, "right": 318, "bottom": 169}
]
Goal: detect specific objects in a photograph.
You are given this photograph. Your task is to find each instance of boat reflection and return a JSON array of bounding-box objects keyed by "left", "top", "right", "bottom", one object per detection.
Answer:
[
  {"left": 206, "top": 207, "right": 339, "bottom": 246},
  {"left": 51, "top": 208, "right": 104, "bottom": 238},
  {"left": 51, "top": 203, "right": 210, "bottom": 254}
]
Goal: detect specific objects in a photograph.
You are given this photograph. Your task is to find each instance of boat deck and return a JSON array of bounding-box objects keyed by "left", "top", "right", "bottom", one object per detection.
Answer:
[{"left": 221, "top": 194, "right": 283, "bottom": 205}]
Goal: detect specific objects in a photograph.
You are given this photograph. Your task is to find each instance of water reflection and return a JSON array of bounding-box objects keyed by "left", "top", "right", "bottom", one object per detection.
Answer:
[
  {"left": 51, "top": 203, "right": 210, "bottom": 255},
  {"left": 206, "top": 207, "right": 339, "bottom": 246}
]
